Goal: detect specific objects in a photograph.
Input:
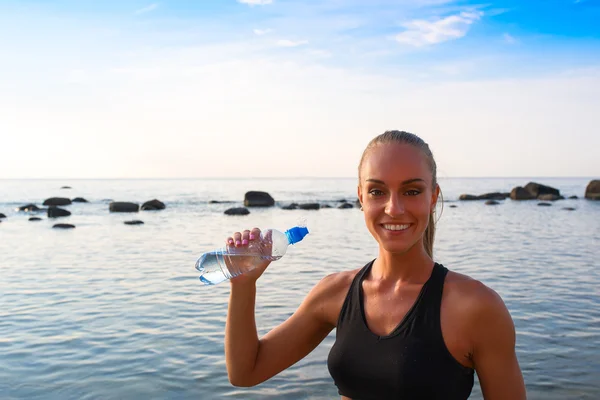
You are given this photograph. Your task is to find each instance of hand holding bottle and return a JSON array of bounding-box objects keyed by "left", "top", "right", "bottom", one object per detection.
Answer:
[
  {"left": 195, "top": 224, "right": 309, "bottom": 285},
  {"left": 224, "top": 228, "right": 273, "bottom": 284}
]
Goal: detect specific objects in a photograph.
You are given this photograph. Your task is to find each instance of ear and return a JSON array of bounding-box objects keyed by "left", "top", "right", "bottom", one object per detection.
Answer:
[
  {"left": 431, "top": 184, "right": 440, "bottom": 212},
  {"left": 357, "top": 183, "right": 363, "bottom": 209}
]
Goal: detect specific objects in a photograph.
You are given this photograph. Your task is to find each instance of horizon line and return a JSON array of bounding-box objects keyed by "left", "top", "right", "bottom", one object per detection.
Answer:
[{"left": 0, "top": 176, "right": 597, "bottom": 180}]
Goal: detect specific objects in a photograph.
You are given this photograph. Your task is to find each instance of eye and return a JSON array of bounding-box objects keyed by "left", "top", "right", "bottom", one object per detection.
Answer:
[
  {"left": 405, "top": 189, "right": 421, "bottom": 196},
  {"left": 368, "top": 189, "right": 384, "bottom": 196}
]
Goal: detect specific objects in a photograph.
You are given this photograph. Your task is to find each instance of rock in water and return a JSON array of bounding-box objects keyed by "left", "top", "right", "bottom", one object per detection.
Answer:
[
  {"left": 298, "top": 203, "right": 320, "bottom": 210},
  {"left": 141, "top": 199, "right": 166, "bottom": 210},
  {"left": 585, "top": 180, "right": 600, "bottom": 200},
  {"left": 29, "top": 217, "right": 42, "bottom": 221},
  {"left": 0, "top": 213, "right": 6, "bottom": 219},
  {"left": 124, "top": 220, "right": 144, "bottom": 225},
  {"left": 48, "top": 207, "right": 71, "bottom": 218},
  {"left": 524, "top": 182, "right": 560, "bottom": 198},
  {"left": 18, "top": 204, "right": 42, "bottom": 212},
  {"left": 224, "top": 207, "right": 250, "bottom": 215},
  {"left": 244, "top": 191, "right": 275, "bottom": 207},
  {"left": 538, "top": 194, "right": 563, "bottom": 201},
  {"left": 53, "top": 223, "right": 75, "bottom": 229},
  {"left": 43, "top": 197, "right": 72, "bottom": 206},
  {"left": 510, "top": 186, "right": 536, "bottom": 200},
  {"left": 72, "top": 197, "right": 89, "bottom": 203},
  {"left": 109, "top": 202, "right": 140, "bottom": 213}
]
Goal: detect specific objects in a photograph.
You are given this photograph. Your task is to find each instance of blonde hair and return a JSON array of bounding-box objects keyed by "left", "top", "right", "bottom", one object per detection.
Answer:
[{"left": 358, "top": 130, "right": 441, "bottom": 258}]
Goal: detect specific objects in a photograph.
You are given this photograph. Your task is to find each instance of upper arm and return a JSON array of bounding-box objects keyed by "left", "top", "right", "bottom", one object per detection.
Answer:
[
  {"left": 470, "top": 286, "right": 526, "bottom": 400},
  {"left": 246, "top": 273, "right": 342, "bottom": 386}
]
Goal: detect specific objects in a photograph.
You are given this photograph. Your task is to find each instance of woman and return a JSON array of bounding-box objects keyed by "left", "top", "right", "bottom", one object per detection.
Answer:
[{"left": 224, "top": 131, "right": 526, "bottom": 399}]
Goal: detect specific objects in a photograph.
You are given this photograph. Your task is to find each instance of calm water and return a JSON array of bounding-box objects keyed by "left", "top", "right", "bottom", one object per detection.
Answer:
[{"left": 0, "top": 178, "right": 598, "bottom": 400}]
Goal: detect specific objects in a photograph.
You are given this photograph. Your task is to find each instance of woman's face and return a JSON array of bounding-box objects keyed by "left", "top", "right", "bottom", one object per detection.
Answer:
[{"left": 358, "top": 142, "right": 439, "bottom": 255}]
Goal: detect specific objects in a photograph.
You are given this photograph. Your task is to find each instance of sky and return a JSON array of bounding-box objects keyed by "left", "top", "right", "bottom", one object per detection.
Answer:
[{"left": 1, "top": 0, "right": 599, "bottom": 179}]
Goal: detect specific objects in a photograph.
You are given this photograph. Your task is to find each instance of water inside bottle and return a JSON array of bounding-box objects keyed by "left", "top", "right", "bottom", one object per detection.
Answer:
[
  {"left": 196, "top": 251, "right": 230, "bottom": 285},
  {"left": 196, "top": 250, "right": 283, "bottom": 285}
]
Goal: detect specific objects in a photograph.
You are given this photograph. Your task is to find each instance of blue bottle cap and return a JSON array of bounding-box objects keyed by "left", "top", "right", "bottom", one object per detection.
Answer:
[{"left": 285, "top": 226, "right": 309, "bottom": 245}]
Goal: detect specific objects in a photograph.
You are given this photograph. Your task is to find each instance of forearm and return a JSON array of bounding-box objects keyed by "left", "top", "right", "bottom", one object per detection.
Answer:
[{"left": 225, "top": 281, "right": 260, "bottom": 386}]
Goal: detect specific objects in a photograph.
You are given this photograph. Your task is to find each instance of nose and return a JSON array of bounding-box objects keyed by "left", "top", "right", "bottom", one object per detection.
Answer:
[{"left": 385, "top": 193, "right": 405, "bottom": 217}]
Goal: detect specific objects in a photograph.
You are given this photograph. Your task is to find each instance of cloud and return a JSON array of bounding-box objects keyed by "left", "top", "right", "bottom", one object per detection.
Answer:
[
  {"left": 277, "top": 39, "right": 308, "bottom": 47},
  {"left": 395, "top": 11, "right": 483, "bottom": 47},
  {"left": 253, "top": 28, "right": 273, "bottom": 35},
  {"left": 503, "top": 33, "right": 518, "bottom": 44},
  {"left": 134, "top": 3, "right": 159, "bottom": 15},
  {"left": 238, "top": 0, "right": 273, "bottom": 5}
]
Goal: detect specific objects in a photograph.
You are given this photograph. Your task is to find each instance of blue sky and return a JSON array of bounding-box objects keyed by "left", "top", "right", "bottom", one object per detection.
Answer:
[{"left": 1, "top": 0, "right": 599, "bottom": 178}]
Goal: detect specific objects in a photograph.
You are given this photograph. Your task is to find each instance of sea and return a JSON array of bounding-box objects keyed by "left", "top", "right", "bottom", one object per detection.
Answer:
[{"left": 0, "top": 177, "right": 598, "bottom": 400}]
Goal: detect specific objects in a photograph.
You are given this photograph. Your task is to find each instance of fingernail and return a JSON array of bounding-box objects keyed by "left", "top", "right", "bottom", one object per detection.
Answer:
[
  {"left": 236, "top": 240, "right": 241, "bottom": 246},
  {"left": 242, "top": 239, "right": 248, "bottom": 245},
  {"left": 249, "top": 234, "right": 255, "bottom": 240},
  {"left": 228, "top": 239, "right": 234, "bottom": 244}
]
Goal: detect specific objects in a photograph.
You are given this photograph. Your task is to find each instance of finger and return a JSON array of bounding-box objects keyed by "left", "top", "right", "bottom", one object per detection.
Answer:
[
  {"left": 241, "top": 230, "right": 251, "bottom": 245},
  {"left": 233, "top": 232, "right": 242, "bottom": 246},
  {"left": 250, "top": 227, "right": 261, "bottom": 241}
]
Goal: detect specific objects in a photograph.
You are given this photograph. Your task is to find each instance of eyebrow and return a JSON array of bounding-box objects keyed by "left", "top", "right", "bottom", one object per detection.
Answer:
[{"left": 365, "top": 178, "right": 426, "bottom": 185}]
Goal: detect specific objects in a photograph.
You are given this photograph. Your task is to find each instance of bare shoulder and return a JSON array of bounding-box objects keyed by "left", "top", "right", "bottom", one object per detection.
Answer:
[
  {"left": 445, "top": 270, "right": 507, "bottom": 311},
  {"left": 444, "top": 270, "right": 515, "bottom": 341},
  {"left": 307, "top": 267, "right": 362, "bottom": 326}
]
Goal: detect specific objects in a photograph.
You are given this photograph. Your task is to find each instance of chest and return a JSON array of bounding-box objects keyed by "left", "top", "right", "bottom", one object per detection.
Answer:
[
  {"left": 361, "top": 283, "right": 423, "bottom": 337},
  {"left": 359, "top": 281, "right": 473, "bottom": 369}
]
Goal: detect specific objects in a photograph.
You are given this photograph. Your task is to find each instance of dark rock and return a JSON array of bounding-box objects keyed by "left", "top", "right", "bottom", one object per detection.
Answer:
[
  {"left": 479, "top": 192, "right": 509, "bottom": 200},
  {"left": 244, "top": 191, "right": 275, "bottom": 207},
  {"left": 510, "top": 186, "right": 536, "bottom": 200},
  {"left": 72, "top": 197, "right": 89, "bottom": 203},
  {"left": 298, "top": 203, "right": 320, "bottom": 210},
  {"left": 585, "top": 180, "right": 600, "bottom": 200},
  {"left": 29, "top": 217, "right": 42, "bottom": 221},
  {"left": 562, "top": 207, "right": 576, "bottom": 211},
  {"left": 282, "top": 203, "right": 298, "bottom": 210},
  {"left": 18, "top": 203, "right": 40, "bottom": 212},
  {"left": 43, "top": 197, "right": 72, "bottom": 206},
  {"left": 569, "top": 196, "right": 578, "bottom": 199},
  {"left": 538, "top": 194, "right": 562, "bottom": 201},
  {"left": 124, "top": 220, "right": 144, "bottom": 225},
  {"left": 61, "top": 186, "right": 72, "bottom": 189},
  {"left": 338, "top": 199, "right": 348, "bottom": 203},
  {"left": 449, "top": 205, "right": 458, "bottom": 208},
  {"left": 459, "top": 194, "right": 478, "bottom": 201},
  {"left": 141, "top": 199, "right": 166, "bottom": 211},
  {"left": 322, "top": 204, "right": 332, "bottom": 208},
  {"left": 338, "top": 203, "right": 353, "bottom": 209},
  {"left": 525, "top": 182, "right": 560, "bottom": 198},
  {"left": 210, "top": 200, "right": 222, "bottom": 204},
  {"left": 109, "top": 202, "right": 139, "bottom": 213},
  {"left": 0, "top": 213, "right": 6, "bottom": 219},
  {"left": 48, "top": 207, "right": 71, "bottom": 218},
  {"left": 485, "top": 200, "right": 500, "bottom": 205},
  {"left": 537, "top": 202, "right": 552, "bottom": 207},
  {"left": 53, "top": 223, "right": 75, "bottom": 229},
  {"left": 224, "top": 207, "right": 250, "bottom": 216},
  {"left": 18, "top": 204, "right": 38, "bottom": 212}
]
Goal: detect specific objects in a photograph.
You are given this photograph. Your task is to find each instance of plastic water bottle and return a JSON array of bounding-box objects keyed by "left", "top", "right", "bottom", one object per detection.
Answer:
[{"left": 195, "top": 225, "right": 309, "bottom": 285}]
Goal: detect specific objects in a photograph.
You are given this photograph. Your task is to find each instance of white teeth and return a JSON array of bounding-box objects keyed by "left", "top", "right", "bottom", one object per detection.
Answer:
[{"left": 383, "top": 224, "right": 410, "bottom": 231}]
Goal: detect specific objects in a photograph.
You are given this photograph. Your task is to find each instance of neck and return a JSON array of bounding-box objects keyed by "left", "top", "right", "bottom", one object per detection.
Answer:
[{"left": 371, "top": 241, "right": 434, "bottom": 283}]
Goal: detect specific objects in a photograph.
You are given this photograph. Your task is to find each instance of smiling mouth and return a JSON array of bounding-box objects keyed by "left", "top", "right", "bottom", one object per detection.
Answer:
[{"left": 381, "top": 223, "right": 411, "bottom": 231}]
